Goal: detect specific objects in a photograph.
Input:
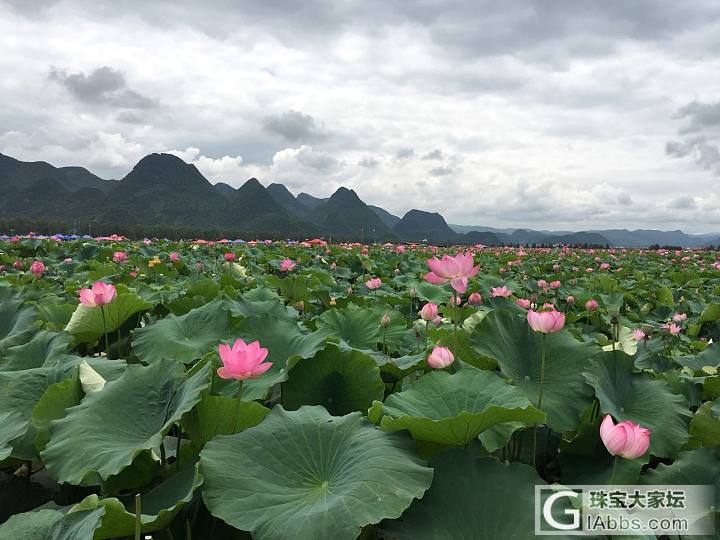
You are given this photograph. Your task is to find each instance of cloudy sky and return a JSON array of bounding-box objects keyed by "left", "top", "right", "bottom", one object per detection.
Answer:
[{"left": 2, "top": 1, "right": 720, "bottom": 233}]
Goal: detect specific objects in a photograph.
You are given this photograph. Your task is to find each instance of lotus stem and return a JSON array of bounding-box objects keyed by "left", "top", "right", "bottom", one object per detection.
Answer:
[
  {"left": 532, "top": 333, "right": 547, "bottom": 469},
  {"left": 609, "top": 455, "right": 620, "bottom": 486},
  {"left": 237, "top": 380, "right": 243, "bottom": 404},
  {"left": 134, "top": 493, "right": 141, "bottom": 540},
  {"left": 100, "top": 305, "right": 110, "bottom": 357}
]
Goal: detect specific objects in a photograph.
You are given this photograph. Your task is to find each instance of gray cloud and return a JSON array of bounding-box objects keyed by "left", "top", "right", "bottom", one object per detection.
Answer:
[
  {"left": 358, "top": 156, "right": 379, "bottom": 168},
  {"left": 666, "top": 136, "right": 720, "bottom": 176},
  {"left": 395, "top": 147, "right": 414, "bottom": 159},
  {"left": 421, "top": 148, "right": 445, "bottom": 160},
  {"left": 668, "top": 195, "right": 697, "bottom": 210},
  {"left": 617, "top": 193, "right": 633, "bottom": 206},
  {"left": 262, "top": 110, "right": 324, "bottom": 142},
  {"left": 49, "top": 66, "right": 158, "bottom": 108},
  {"left": 3, "top": 0, "right": 720, "bottom": 232},
  {"left": 675, "top": 101, "right": 720, "bottom": 133},
  {"left": 428, "top": 166, "right": 453, "bottom": 176}
]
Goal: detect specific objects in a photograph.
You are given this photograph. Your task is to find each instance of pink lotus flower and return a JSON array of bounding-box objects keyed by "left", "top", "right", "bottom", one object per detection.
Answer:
[
  {"left": 491, "top": 286, "right": 512, "bottom": 298},
  {"left": 600, "top": 262, "right": 611, "bottom": 270},
  {"left": 12, "top": 260, "right": 23, "bottom": 270},
  {"left": 527, "top": 306, "right": 565, "bottom": 333},
  {"left": 419, "top": 303, "right": 439, "bottom": 321},
  {"left": 224, "top": 252, "right": 236, "bottom": 262},
  {"left": 217, "top": 339, "right": 272, "bottom": 380},
  {"left": 632, "top": 329, "right": 646, "bottom": 341},
  {"left": 279, "top": 258, "right": 296, "bottom": 272},
  {"left": 662, "top": 323, "right": 682, "bottom": 335},
  {"left": 427, "top": 346, "right": 454, "bottom": 369},
  {"left": 424, "top": 252, "right": 480, "bottom": 293},
  {"left": 516, "top": 298, "right": 531, "bottom": 309},
  {"left": 672, "top": 313, "right": 687, "bottom": 322},
  {"left": 395, "top": 245, "right": 406, "bottom": 254},
  {"left": 599, "top": 415, "right": 651, "bottom": 459},
  {"left": 380, "top": 313, "right": 391, "bottom": 328},
  {"left": 113, "top": 251, "right": 128, "bottom": 263},
  {"left": 78, "top": 281, "right": 117, "bottom": 307},
  {"left": 29, "top": 261, "right": 45, "bottom": 276},
  {"left": 169, "top": 252, "right": 180, "bottom": 262},
  {"left": 537, "top": 279, "right": 548, "bottom": 288},
  {"left": 566, "top": 295, "right": 576, "bottom": 303},
  {"left": 550, "top": 280, "right": 561, "bottom": 289},
  {"left": 365, "top": 277, "right": 382, "bottom": 290},
  {"left": 468, "top": 292, "right": 483, "bottom": 306},
  {"left": 585, "top": 299, "right": 599, "bottom": 311}
]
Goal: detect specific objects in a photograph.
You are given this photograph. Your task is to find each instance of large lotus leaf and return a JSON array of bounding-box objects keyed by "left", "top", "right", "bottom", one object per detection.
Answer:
[
  {"left": 225, "top": 315, "right": 331, "bottom": 400},
  {"left": 381, "top": 450, "right": 575, "bottom": 540},
  {"left": 70, "top": 464, "right": 203, "bottom": 539},
  {"left": 283, "top": 344, "right": 385, "bottom": 415},
  {"left": 470, "top": 309, "right": 598, "bottom": 432},
  {"left": 42, "top": 359, "right": 211, "bottom": 484},
  {"left": 414, "top": 281, "right": 453, "bottom": 305},
  {"left": 370, "top": 367, "right": 544, "bottom": 447},
  {"left": 583, "top": 352, "right": 691, "bottom": 457},
  {"left": 316, "top": 305, "right": 383, "bottom": 349},
  {"left": 32, "top": 373, "right": 84, "bottom": 452},
  {"left": 0, "top": 411, "right": 28, "bottom": 460},
  {"left": 689, "top": 399, "right": 720, "bottom": 447},
  {"left": 182, "top": 394, "right": 270, "bottom": 448},
  {"left": 200, "top": 406, "right": 433, "bottom": 540},
  {"left": 0, "top": 296, "right": 38, "bottom": 352},
  {"left": 676, "top": 344, "right": 720, "bottom": 371},
  {"left": 559, "top": 418, "right": 646, "bottom": 485},
  {"left": 66, "top": 292, "right": 151, "bottom": 344},
  {"left": 641, "top": 447, "right": 720, "bottom": 485},
  {"left": 640, "top": 448, "right": 720, "bottom": 538},
  {"left": 0, "top": 330, "right": 72, "bottom": 371},
  {"left": 0, "top": 366, "right": 76, "bottom": 460},
  {"left": 0, "top": 507, "right": 105, "bottom": 540},
  {"left": 132, "top": 299, "right": 229, "bottom": 364}
]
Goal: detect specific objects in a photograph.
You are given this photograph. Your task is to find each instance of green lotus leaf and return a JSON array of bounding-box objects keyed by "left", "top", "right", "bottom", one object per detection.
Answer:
[
  {"left": 283, "top": 343, "right": 385, "bottom": 415},
  {"left": 372, "top": 367, "right": 544, "bottom": 447},
  {"left": 42, "top": 359, "right": 210, "bottom": 484},
  {"left": 0, "top": 411, "right": 28, "bottom": 460},
  {"left": 381, "top": 449, "right": 575, "bottom": 540},
  {"left": 182, "top": 393, "right": 270, "bottom": 449},
  {"left": 200, "top": 405, "right": 433, "bottom": 540},
  {"left": 584, "top": 352, "right": 692, "bottom": 457},
  {"left": 70, "top": 464, "right": 203, "bottom": 539},
  {"left": 66, "top": 292, "right": 151, "bottom": 344},
  {"left": 0, "top": 506, "right": 105, "bottom": 540},
  {"left": 132, "top": 299, "right": 229, "bottom": 364},
  {"left": 470, "top": 309, "right": 598, "bottom": 432}
]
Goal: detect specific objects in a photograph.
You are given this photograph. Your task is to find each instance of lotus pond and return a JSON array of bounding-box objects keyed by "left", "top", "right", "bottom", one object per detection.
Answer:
[{"left": 0, "top": 236, "right": 719, "bottom": 539}]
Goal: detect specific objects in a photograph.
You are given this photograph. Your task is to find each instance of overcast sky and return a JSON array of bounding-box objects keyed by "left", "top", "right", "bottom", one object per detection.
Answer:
[{"left": 2, "top": 1, "right": 720, "bottom": 233}]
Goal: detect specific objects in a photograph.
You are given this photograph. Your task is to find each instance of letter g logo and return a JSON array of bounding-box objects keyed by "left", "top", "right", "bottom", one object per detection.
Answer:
[{"left": 543, "top": 490, "right": 581, "bottom": 531}]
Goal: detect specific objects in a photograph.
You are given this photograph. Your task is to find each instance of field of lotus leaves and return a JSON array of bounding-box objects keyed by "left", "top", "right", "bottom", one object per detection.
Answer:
[{"left": 0, "top": 235, "right": 719, "bottom": 539}]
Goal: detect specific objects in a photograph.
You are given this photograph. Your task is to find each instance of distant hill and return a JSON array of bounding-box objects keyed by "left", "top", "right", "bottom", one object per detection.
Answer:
[
  {"left": 297, "top": 192, "right": 326, "bottom": 211},
  {"left": 309, "top": 187, "right": 393, "bottom": 239},
  {"left": 267, "top": 183, "right": 309, "bottom": 217},
  {"left": 369, "top": 205, "right": 401, "bottom": 228},
  {"left": 0, "top": 152, "right": 115, "bottom": 192},
  {"left": 460, "top": 230, "right": 502, "bottom": 246},
  {"left": 393, "top": 209, "right": 458, "bottom": 243},
  {"left": 214, "top": 182, "right": 236, "bottom": 198},
  {"left": 107, "top": 153, "right": 228, "bottom": 229},
  {"left": 0, "top": 151, "right": 717, "bottom": 245}
]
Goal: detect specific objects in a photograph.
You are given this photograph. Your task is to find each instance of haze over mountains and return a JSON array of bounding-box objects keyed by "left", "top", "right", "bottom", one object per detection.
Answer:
[{"left": 0, "top": 152, "right": 718, "bottom": 247}]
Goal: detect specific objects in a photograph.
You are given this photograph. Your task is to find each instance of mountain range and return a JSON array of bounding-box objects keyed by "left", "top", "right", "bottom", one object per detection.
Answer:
[{"left": 0, "top": 151, "right": 718, "bottom": 247}]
